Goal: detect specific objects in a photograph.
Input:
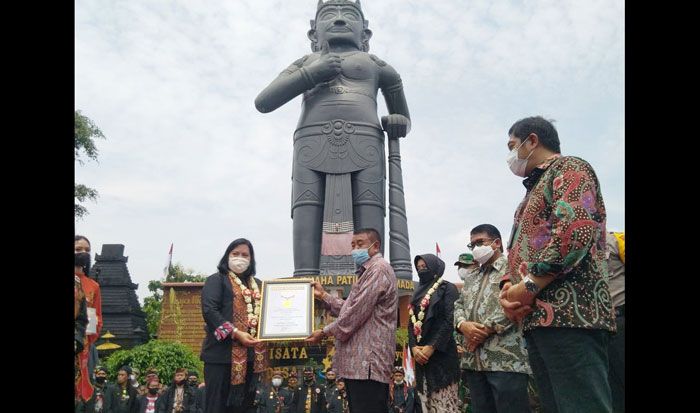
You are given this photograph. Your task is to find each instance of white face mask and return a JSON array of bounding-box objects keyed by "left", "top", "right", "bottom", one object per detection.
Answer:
[
  {"left": 228, "top": 256, "right": 250, "bottom": 274},
  {"left": 471, "top": 242, "right": 496, "bottom": 265},
  {"left": 506, "top": 138, "right": 534, "bottom": 177},
  {"left": 272, "top": 378, "right": 282, "bottom": 387},
  {"left": 457, "top": 267, "right": 470, "bottom": 280}
]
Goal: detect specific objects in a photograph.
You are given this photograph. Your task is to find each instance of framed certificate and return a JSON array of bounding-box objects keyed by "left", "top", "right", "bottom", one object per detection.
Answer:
[{"left": 257, "top": 278, "right": 315, "bottom": 341}]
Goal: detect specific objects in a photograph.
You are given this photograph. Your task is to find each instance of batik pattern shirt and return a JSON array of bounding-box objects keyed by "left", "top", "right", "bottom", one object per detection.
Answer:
[
  {"left": 322, "top": 253, "right": 398, "bottom": 384},
  {"left": 504, "top": 155, "right": 616, "bottom": 332},
  {"left": 454, "top": 255, "right": 531, "bottom": 373}
]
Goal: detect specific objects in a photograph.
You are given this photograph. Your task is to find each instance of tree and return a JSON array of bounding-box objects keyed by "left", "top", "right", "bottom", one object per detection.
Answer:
[
  {"left": 142, "top": 262, "right": 208, "bottom": 337},
  {"left": 75, "top": 110, "right": 105, "bottom": 220},
  {"left": 104, "top": 340, "right": 203, "bottom": 385}
]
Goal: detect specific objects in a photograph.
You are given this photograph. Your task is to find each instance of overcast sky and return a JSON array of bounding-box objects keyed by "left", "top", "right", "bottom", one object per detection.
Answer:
[{"left": 75, "top": 0, "right": 624, "bottom": 303}]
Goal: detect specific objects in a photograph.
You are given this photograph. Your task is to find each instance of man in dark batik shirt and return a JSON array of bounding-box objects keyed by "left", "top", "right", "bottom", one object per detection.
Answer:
[{"left": 499, "top": 116, "right": 616, "bottom": 413}]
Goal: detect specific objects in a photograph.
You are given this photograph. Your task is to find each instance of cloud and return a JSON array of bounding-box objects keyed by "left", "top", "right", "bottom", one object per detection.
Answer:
[{"left": 76, "top": 0, "right": 624, "bottom": 299}]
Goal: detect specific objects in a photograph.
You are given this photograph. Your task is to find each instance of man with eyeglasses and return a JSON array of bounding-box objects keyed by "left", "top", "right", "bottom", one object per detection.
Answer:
[
  {"left": 453, "top": 224, "right": 532, "bottom": 413},
  {"left": 498, "top": 116, "right": 615, "bottom": 413}
]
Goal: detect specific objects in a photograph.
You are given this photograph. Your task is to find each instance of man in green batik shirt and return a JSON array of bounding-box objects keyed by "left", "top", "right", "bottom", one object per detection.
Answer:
[{"left": 454, "top": 224, "right": 532, "bottom": 413}]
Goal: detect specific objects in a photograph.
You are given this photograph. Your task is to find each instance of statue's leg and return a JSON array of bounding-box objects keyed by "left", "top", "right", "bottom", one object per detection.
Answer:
[
  {"left": 352, "top": 160, "right": 386, "bottom": 254},
  {"left": 292, "top": 164, "right": 324, "bottom": 276}
]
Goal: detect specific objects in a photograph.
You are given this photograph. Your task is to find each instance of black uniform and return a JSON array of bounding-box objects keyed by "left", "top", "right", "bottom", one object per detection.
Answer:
[
  {"left": 324, "top": 387, "right": 347, "bottom": 413},
  {"left": 157, "top": 382, "right": 196, "bottom": 413},
  {"left": 255, "top": 385, "right": 294, "bottom": 413},
  {"left": 293, "top": 382, "right": 326, "bottom": 413},
  {"left": 137, "top": 393, "right": 164, "bottom": 413},
  {"left": 388, "top": 382, "right": 415, "bottom": 413},
  {"left": 111, "top": 383, "right": 140, "bottom": 413},
  {"left": 193, "top": 386, "right": 205, "bottom": 413}
]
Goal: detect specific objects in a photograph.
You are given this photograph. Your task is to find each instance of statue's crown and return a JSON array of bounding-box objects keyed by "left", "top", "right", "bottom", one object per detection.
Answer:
[{"left": 317, "top": 0, "right": 363, "bottom": 15}]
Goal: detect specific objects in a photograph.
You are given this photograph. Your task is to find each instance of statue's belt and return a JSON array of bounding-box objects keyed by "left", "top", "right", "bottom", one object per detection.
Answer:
[
  {"left": 294, "top": 120, "right": 383, "bottom": 144},
  {"left": 303, "top": 84, "right": 376, "bottom": 101}
]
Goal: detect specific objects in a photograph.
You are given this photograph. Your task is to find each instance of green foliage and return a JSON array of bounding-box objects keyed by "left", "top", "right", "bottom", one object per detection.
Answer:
[
  {"left": 395, "top": 327, "right": 408, "bottom": 348},
  {"left": 75, "top": 110, "right": 105, "bottom": 219},
  {"left": 166, "top": 262, "right": 207, "bottom": 283},
  {"left": 75, "top": 110, "right": 105, "bottom": 164},
  {"left": 104, "top": 340, "right": 203, "bottom": 385},
  {"left": 143, "top": 296, "right": 162, "bottom": 338}
]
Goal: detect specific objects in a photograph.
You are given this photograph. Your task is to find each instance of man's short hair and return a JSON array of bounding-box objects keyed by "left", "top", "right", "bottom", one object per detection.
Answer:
[
  {"left": 470, "top": 224, "right": 504, "bottom": 252},
  {"left": 508, "top": 116, "right": 561, "bottom": 153},
  {"left": 175, "top": 368, "right": 187, "bottom": 375},
  {"left": 354, "top": 228, "right": 381, "bottom": 245}
]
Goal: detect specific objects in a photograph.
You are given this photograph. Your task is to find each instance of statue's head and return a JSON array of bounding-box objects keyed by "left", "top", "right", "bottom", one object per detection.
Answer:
[{"left": 308, "top": 0, "right": 372, "bottom": 52}]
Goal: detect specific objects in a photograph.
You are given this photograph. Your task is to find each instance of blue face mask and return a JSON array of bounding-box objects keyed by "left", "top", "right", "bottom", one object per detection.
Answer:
[{"left": 351, "top": 241, "right": 376, "bottom": 267}]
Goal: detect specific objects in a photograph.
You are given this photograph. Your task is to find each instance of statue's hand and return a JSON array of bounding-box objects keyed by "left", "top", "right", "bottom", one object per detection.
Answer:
[
  {"left": 307, "top": 41, "right": 342, "bottom": 84},
  {"left": 381, "top": 114, "right": 411, "bottom": 139}
]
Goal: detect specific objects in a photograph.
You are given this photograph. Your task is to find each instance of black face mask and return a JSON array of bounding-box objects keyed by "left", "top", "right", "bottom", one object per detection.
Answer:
[
  {"left": 417, "top": 268, "right": 434, "bottom": 283},
  {"left": 95, "top": 376, "right": 106, "bottom": 384},
  {"left": 303, "top": 376, "right": 313, "bottom": 384},
  {"left": 75, "top": 252, "right": 91, "bottom": 274},
  {"left": 148, "top": 388, "right": 159, "bottom": 395},
  {"left": 326, "top": 378, "right": 335, "bottom": 384},
  {"left": 189, "top": 380, "right": 198, "bottom": 386},
  {"left": 175, "top": 379, "right": 186, "bottom": 386}
]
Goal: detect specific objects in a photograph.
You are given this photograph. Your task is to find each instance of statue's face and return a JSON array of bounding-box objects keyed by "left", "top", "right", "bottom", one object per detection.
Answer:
[{"left": 315, "top": 5, "right": 364, "bottom": 49}]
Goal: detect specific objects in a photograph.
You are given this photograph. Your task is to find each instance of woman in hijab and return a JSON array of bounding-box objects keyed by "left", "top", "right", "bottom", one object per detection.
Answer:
[
  {"left": 200, "top": 238, "right": 269, "bottom": 413},
  {"left": 408, "top": 253, "right": 461, "bottom": 412}
]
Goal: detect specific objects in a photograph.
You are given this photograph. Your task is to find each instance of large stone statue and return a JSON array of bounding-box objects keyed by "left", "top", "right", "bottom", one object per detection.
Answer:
[{"left": 255, "top": 0, "right": 412, "bottom": 278}]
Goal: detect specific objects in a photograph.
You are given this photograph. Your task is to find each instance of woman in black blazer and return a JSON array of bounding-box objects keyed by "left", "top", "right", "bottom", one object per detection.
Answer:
[{"left": 200, "top": 238, "right": 268, "bottom": 413}]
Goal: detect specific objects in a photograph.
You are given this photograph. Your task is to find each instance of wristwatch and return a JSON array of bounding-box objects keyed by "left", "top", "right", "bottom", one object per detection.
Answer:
[{"left": 523, "top": 276, "right": 540, "bottom": 294}]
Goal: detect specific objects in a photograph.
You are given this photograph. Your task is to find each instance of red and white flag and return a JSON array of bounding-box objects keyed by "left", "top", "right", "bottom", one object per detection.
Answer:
[
  {"left": 402, "top": 344, "right": 416, "bottom": 386},
  {"left": 163, "top": 243, "right": 173, "bottom": 277},
  {"left": 435, "top": 242, "right": 442, "bottom": 258}
]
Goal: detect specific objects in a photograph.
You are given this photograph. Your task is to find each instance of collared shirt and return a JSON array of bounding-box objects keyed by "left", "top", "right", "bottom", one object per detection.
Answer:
[
  {"left": 322, "top": 253, "right": 398, "bottom": 383},
  {"left": 504, "top": 155, "right": 616, "bottom": 332},
  {"left": 605, "top": 232, "right": 625, "bottom": 308},
  {"left": 454, "top": 255, "right": 531, "bottom": 373}
]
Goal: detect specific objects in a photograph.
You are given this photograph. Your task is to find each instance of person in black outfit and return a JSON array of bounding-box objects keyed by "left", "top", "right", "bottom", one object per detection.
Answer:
[
  {"left": 200, "top": 238, "right": 268, "bottom": 413},
  {"left": 388, "top": 367, "right": 416, "bottom": 413},
  {"left": 158, "top": 368, "right": 196, "bottom": 413},
  {"left": 326, "top": 379, "right": 347, "bottom": 413},
  {"left": 409, "top": 254, "right": 461, "bottom": 411},
  {"left": 111, "top": 366, "right": 140, "bottom": 413},
  {"left": 293, "top": 367, "right": 326, "bottom": 413},
  {"left": 137, "top": 379, "right": 164, "bottom": 413}
]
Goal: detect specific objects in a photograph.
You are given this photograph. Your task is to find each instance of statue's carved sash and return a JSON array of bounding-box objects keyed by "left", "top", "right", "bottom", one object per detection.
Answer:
[{"left": 294, "top": 120, "right": 383, "bottom": 174}]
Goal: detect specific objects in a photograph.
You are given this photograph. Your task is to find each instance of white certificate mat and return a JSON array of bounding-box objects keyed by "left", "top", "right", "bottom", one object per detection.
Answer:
[{"left": 258, "top": 279, "right": 314, "bottom": 341}]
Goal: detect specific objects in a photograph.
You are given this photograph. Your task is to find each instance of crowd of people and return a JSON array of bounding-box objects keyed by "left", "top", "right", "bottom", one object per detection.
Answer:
[{"left": 75, "top": 116, "right": 625, "bottom": 413}]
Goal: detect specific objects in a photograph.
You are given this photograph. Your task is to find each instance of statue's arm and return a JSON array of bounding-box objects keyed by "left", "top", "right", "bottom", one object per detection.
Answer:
[
  {"left": 374, "top": 57, "right": 411, "bottom": 138},
  {"left": 254, "top": 55, "right": 317, "bottom": 113},
  {"left": 376, "top": 58, "right": 411, "bottom": 121}
]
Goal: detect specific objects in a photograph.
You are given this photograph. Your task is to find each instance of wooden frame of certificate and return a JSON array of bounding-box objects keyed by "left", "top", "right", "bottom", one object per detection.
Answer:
[{"left": 257, "top": 278, "right": 315, "bottom": 341}]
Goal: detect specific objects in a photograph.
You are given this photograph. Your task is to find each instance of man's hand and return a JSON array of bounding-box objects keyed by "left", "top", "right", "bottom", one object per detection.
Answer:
[
  {"left": 310, "top": 281, "right": 327, "bottom": 300},
  {"left": 307, "top": 41, "right": 342, "bottom": 83},
  {"left": 304, "top": 329, "right": 326, "bottom": 344},
  {"left": 506, "top": 281, "right": 536, "bottom": 306},
  {"left": 456, "top": 344, "right": 465, "bottom": 355},
  {"left": 499, "top": 282, "right": 534, "bottom": 322},
  {"left": 381, "top": 114, "right": 411, "bottom": 139},
  {"left": 458, "top": 321, "right": 490, "bottom": 342},
  {"left": 234, "top": 330, "right": 261, "bottom": 347}
]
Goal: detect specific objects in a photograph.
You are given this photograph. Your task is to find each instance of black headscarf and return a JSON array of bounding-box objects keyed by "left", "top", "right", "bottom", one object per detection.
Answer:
[{"left": 411, "top": 253, "right": 446, "bottom": 307}]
